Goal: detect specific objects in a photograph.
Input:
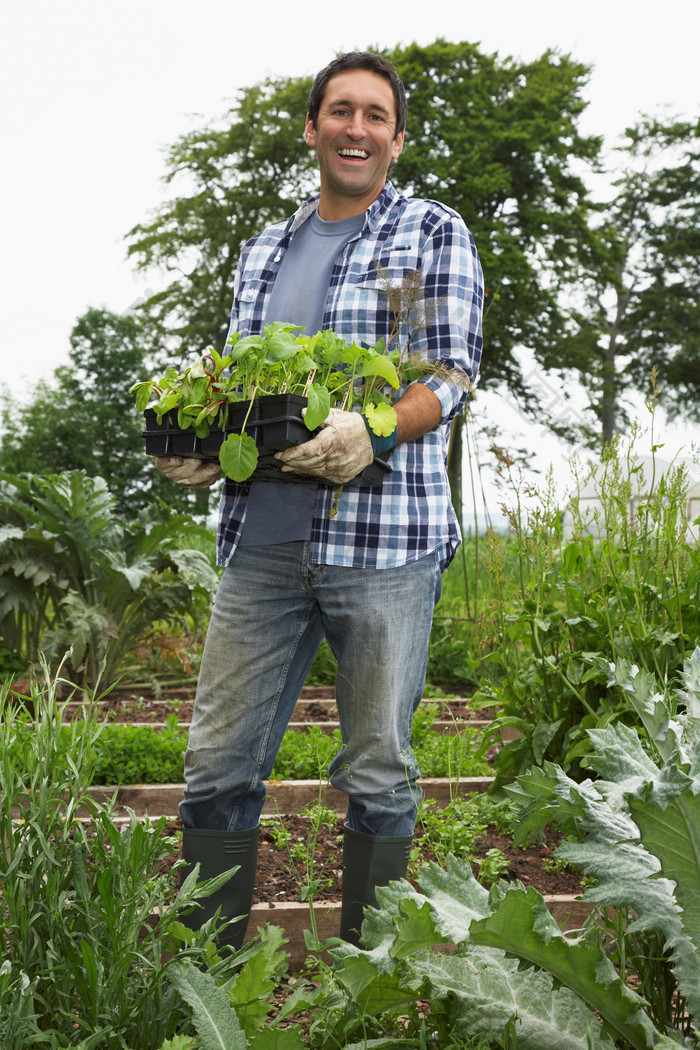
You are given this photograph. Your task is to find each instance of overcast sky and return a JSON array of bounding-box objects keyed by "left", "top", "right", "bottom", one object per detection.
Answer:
[{"left": 2, "top": 0, "right": 698, "bottom": 503}]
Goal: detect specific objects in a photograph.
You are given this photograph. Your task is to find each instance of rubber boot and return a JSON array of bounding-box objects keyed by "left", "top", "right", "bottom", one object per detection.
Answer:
[
  {"left": 180, "top": 826, "right": 258, "bottom": 951},
  {"left": 340, "top": 825, "right": 413, "bottom": 946}
]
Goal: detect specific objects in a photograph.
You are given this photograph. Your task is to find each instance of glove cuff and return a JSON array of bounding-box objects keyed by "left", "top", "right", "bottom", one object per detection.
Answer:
[{"left": 361, "top": 415, "right": 398, "bottom": 456}]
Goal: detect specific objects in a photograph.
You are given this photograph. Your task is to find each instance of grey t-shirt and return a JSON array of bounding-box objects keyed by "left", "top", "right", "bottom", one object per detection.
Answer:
[{"left": 238, "top": 210, "right": 364, "bottom": 546}]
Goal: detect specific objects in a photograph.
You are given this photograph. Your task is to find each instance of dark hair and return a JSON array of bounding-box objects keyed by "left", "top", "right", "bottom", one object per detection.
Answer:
[{"left": 307, "top": 51, "right": 407, "bottom": 138}]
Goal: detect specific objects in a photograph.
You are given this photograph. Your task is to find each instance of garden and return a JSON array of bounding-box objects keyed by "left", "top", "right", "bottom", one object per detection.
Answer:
[{"left": 1, "top": 425, "right": 700, "bottom": 1050}]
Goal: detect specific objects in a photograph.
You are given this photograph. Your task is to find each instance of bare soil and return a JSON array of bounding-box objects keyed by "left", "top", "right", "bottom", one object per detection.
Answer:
[
  {"left": 159, "top": 813, "right": 582, "bottom": 903},
  {"left": 78, "top": 686, "right": 490, "bottom": 725}
]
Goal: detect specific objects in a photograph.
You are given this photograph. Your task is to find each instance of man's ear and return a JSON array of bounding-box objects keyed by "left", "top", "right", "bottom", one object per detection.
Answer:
[
  {"left": 391, "top": 129, "right": 405, "bottom": 160},
  {"left": 304, "top": 115, "right": 316, "bottom": 147}
]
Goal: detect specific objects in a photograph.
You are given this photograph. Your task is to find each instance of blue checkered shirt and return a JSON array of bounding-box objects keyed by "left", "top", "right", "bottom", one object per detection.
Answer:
[{"left": 216, "top": 181, "right": 483, "bottom": 570}]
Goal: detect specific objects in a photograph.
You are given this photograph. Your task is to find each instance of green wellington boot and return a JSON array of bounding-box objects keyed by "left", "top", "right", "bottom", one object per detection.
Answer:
[
  {"left": 340, "top": 825, "right": 413, "bottom": 946},
  {"left": 180, "top": 825, "right": 258, "bottom": 951}
]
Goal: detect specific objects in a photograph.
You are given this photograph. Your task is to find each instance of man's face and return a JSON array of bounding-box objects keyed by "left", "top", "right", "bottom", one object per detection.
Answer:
[{"left": 305, "top": 69, "right": 404, "bottom": 220}]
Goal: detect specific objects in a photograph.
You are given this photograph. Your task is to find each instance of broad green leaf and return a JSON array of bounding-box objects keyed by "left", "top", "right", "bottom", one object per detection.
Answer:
[
  {"left": 135, "top": 385, "right": 152, "bottom": 412},
  {"left": 334, "top": 953, "right": 416, "bottom": 1015},
  {"left": 468, "top": 887, "right": 661, "bottom": 1050},
  {"left": 358, "top": 356, "right": 400, "bottom": 388},
  {"left": 168, "top": 548, "right": 219, "bottom": 595},
  {"left": 364, "top": 402, "right": 397, "bottom": 438},
  {"left": 338, "top": 342, "right": 370, "bottom": 368},
  {"left": 303, "top": 384, "right": 331, "bottom": 430},
  {"left": 629, "top": 789, "right": 700, "bottom": 1018},
  {"left": 168, "top": 960, "right": 247, "bottom": 1050},
  {"left": 266, "top": 331, "right": 300, "bottom": 361},
  {"left": 405, "top": 946, "right": 617, "bottom": 1050},
  {"left": 531, "top": 718, "right": 562, "bottom": 764},
  {"left": 219, "top": 433, "right": 259, "bottom": 482}
]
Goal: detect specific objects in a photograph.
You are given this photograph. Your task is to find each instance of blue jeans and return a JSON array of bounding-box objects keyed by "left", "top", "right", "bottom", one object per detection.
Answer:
[{"left": 180, "top": 542, "right": 442, "bottom": 837}]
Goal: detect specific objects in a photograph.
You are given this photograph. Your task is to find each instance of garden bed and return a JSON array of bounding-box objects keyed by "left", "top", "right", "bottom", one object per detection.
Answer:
[
  {"left": 156, "top": 813, "right": 583, "bottom": 904},
  {"left": 150, "top": 811, "right": 590, "bottom": 969},
  {"left": 63, "top": 684, "right": 487, "bottom": 726}
]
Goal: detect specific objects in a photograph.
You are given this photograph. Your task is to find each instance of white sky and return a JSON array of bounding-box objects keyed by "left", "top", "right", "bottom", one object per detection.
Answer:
[{"left": 2, "top": 0, "right": 699, "bottom": 512}]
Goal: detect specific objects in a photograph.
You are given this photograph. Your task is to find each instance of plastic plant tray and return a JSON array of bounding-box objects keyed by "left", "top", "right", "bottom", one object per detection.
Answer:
[{"left": 142, "top": 396, "right": 392, "bottom": 487}]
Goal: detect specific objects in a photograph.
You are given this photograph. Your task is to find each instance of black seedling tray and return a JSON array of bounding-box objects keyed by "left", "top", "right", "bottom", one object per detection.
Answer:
[{"left": 142, "top": 395, "right": 392, "bottom": 487}]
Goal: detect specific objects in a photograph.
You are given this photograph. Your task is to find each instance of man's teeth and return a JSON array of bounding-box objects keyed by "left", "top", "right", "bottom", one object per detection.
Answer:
[{"left": 338, "top": 149, "right": 369, "bottom": 158}]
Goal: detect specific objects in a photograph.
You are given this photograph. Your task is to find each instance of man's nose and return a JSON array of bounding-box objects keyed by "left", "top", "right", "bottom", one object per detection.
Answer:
[{"left": 347, "top": 111, "right": 366, "bottom": 138}]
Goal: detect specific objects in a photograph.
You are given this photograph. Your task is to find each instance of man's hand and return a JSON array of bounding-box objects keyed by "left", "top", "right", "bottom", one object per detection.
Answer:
[
  {"left": 275, "top": 408, "right": 374, "bottom": 484},
  {"left": 155, "top": 456, "right": 222, "bottom": 489}
]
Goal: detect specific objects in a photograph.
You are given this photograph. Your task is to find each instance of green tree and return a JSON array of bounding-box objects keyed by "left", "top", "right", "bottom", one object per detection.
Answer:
[
  {"left": 557, "top": 115, "right": 700, "bottom": 444},
  {"left": 0, "top": 307, "right": 215, "bottom": 516},
  {"left": 126, "top": 74, "right": 316, "bottom": 362},
  {"left": 390, "top": 39, "right": 601, "bottom": 399},
  {"left": 125, "top": 40, "right": 601, "bottom": 415}
]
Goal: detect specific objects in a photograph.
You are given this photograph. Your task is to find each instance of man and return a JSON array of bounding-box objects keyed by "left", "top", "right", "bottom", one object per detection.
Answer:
[{"left": 157, "top": 51, "right": 483, "bottom": 948}]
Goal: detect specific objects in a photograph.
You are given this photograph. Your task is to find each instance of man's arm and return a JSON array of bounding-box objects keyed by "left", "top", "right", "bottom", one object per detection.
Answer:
[{"left": 394, "top": 383, "right": 442, "bottom": 444}]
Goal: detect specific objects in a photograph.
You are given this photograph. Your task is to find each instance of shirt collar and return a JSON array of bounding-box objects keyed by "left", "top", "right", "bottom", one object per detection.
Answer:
[{"left": 288, "top": 180, "right": 400, "bottom": 235}]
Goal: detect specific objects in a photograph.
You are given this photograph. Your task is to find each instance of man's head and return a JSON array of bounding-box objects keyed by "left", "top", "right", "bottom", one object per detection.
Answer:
[
  {"left": 304, "top": 52, "right": 407, "bottom": 219},
  {"left": 307, "top": 51, "right": 407, "bottom": 140}
]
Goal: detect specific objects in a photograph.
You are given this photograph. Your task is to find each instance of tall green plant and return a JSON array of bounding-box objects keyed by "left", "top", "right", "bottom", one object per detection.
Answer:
[
  {"left": 477, "top": 425, "right": 699, "bottom": 779},
  {"left": 0, "top": 470, "right": 218, "bottom": 689},
  {"left": 0, "top": 668, "right": 292, "bottom": 1049}
]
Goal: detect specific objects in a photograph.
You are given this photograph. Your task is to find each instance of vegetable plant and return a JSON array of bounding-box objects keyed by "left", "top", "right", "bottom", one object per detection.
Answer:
[
  {"left": 275, "top": 649, "right": 700, "bottom": 1049},
  {"left": 131, "top": 322, "right": 405, "bottom": 482},
  {"left": 0, "top": 469, "right": 218, "bottom": 690},
  {"left": 475, "top": 424, "right": 700, "bottom": 780}
]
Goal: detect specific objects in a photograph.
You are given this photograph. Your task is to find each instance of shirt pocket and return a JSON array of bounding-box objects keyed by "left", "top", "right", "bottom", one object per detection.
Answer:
[
  {"left": 354, "top": 247, "right": 423, "bottom": 292},
  {"left": 234, "top": 276, "right": 268, "bottom": 332}
]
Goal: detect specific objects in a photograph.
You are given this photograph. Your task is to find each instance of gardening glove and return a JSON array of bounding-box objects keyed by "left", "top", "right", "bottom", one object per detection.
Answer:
[
  {"left": 155, "top": 456, "right": 222, "bottom": 489},
  {"left": 275, "top": 408, "right": 374, "bottom": 484}
]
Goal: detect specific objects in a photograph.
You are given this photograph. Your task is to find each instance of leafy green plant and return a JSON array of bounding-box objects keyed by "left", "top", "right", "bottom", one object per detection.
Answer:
[
  {"left": 0, "top": 665, "right": 292, "bottom": 1048},
  {"left": 505, "top": 646, "right": 700, "bottom": 1046},
  {"left": 0, "top": 470, "right": 218, "bottom": 690},
  {"left": 79, "top": 713, "right": 492, "bottom": 786},
  {"left": 476, "top": 425, "right": 699, "bottom": 780},
  {"left": 277, "top": 649, "right": 700, "bottom": 1049},
  {"left": 88, "top": 715, "right": 189, "bottom": 783},
  {"left": 132, "top": 322, "right": 404, "bottom": 482},
  {"left": 416, "top": 793, "right": 514, "bottom": 869}
]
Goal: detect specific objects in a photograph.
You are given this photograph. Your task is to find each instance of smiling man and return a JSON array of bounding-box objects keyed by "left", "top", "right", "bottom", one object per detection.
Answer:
[
  {"left": 157, "top": 51, "right": 484, "bottom": 950},
  {"left": 304, "top": 67, "right": 405, "bottom": 219}
]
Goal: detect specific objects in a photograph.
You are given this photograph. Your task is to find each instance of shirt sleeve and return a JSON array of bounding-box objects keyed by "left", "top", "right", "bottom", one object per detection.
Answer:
[{"left": 410, "top": 209, "right": 484, "bottom": 424}]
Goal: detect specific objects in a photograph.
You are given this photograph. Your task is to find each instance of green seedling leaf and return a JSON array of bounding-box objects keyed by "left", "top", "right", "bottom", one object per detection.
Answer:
[
  {"left": 304, "top": 385, "right": 331, "bottom": 430},
  {"left": 134, "top": 385, "right": 154, "bottom": 412},
  {"left": 358, "top": 356, "right": 400, "bottom": 388},
  {"left": 364, "top": 402, "right": 397, "bottom": 438},
  {"left": 219, "top": 433, "right": 259, "bottom": 482},
  {"left": 266, "top": 330, "right": 301, "bottom": 361},
  {"left": 229, "top": 335, "right": 264, "bottom": 359},
  {"left": 339, "top": 341, "right": 371, "bottom": 368}
]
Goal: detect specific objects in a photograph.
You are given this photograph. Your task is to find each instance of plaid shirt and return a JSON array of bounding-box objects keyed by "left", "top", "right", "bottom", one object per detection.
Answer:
[{"left": 216, "top": 181, "right": 483, "bottom": 570}]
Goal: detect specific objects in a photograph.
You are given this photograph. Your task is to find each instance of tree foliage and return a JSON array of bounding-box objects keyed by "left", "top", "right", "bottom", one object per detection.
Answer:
[
  {"left": 0, "top": 307, "right": 215, "bottom": 516},
  {"left": 556, "top": 115, "right": 700, "bottom": 443},
  {"left": 390, "top": 40, "right": 601, "bottom": 397},
  {"left": 126, "top": 75, "right": 316, "bottom": 364}
]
